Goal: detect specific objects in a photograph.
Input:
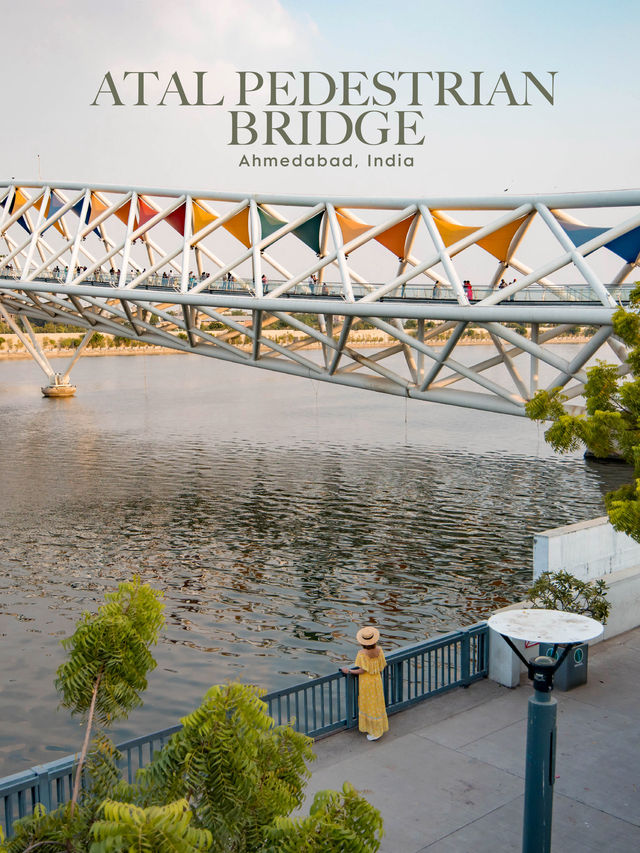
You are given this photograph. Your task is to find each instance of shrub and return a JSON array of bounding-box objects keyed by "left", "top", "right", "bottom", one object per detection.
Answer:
[{"left": 527, "top": 570, "right": 610, "bottom": 624}]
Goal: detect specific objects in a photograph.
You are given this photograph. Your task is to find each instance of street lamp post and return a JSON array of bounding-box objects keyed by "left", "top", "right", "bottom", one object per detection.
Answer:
[{"left": 487, "top": 609, "right": 603, "bottom": 853}]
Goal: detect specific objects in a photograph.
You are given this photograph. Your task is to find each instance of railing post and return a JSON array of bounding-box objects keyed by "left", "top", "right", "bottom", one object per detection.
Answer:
[
  {"left": 32, "top": 766, "right": 51, "bottom": 812},
  {"left": 479, "top": 628, "right": 488, "bottom": 676},
  {"left": 461, "top": 630, "right": 471, "bottom": 687},
  {"left": 396, "top": 658, "right": 404, "bottom": 704},
  {"left": 345, "top": 674, "right": 357, "bottom": 729}
]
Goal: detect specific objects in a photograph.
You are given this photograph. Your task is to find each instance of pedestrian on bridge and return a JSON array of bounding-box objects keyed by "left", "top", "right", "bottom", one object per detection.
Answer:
[{"left": 341, "top": 626, "right": 389, "bottom": 741}]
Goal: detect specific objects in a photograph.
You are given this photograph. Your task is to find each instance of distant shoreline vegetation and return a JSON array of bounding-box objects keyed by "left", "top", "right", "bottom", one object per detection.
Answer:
[{"left": 0, "top": 319, "right": 596, "bottom": 360}]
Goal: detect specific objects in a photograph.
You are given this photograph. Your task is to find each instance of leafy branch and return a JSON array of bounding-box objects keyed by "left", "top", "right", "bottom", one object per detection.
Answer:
[
  {"left": 527, "top": 570, "right": 610, "bottom": 624},
  {"left": 526, "top": 283, "right": 640, "bottom": 542},
  {"left": 55, "top": 579, "right": 164, "bottom": 813}
]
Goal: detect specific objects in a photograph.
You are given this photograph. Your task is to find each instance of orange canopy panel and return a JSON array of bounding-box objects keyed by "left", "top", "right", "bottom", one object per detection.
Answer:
[
  {"left": 375, "top": 214, "right": 416, "bottom": 258},
  {"left": 335, "top": 209, "right": 372, "bottom": 246},
  {"left": 11, "top": 187, "right": 30, "bottom": 211},
  {"left": 89, "top": 193, "right": 109, "bottom": 225},
  {"left": 223, "top": 207, "right": 251, "bottom": 248},
  {"left": 432, "top": 211, "right": 529, "bottom": 261},
  {"left": 193, "top": 201, "right": 218, "bottom": 235},
  {"left": 4, "top": 188, "right": 33, "bottom": 233},
  {"left": 114, "top": 199, "right": 134, "bottom": 227}
]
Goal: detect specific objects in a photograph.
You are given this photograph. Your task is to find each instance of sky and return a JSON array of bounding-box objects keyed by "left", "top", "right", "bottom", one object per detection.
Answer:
[{"left": 1, "top": 1, "right": 638, "bottom": 198}]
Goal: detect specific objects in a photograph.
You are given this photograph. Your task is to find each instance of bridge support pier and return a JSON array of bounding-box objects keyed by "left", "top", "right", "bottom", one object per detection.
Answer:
[{"left": 0, "top": 305, "right": 93, "bottom": 397}]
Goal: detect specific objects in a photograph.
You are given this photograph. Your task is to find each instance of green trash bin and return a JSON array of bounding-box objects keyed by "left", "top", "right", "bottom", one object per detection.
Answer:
[{"left": 543, "top": 643, "right": 589, "bottom": 691}]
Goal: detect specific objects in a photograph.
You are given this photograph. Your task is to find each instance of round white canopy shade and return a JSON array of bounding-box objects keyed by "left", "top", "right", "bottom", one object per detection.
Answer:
[{"left": 487, "top": 608, "right": 604, "bottom": 644}]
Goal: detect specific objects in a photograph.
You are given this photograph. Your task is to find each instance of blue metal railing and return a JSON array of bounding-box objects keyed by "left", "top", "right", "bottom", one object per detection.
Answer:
[
  {"left": 0, "top": 624, "right": 487, "bottom": 837},
  {"left": 0, "top": 266, "right": 634, "bottom": 304}
]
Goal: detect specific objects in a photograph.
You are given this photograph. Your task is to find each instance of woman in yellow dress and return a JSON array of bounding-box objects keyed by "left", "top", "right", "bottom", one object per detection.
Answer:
[{"left": 341, "top": 626, "right": 389, "bottom": 741}]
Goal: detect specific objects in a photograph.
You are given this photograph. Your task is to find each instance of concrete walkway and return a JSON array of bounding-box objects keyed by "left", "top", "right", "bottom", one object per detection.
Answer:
[{"left": 305, "top": 628, "right": 640, "bottom": 852}]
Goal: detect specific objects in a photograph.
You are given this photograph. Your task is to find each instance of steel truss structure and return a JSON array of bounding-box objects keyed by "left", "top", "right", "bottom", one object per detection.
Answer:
[{"left": 1, "top": 182, "right": 639, "bottom": 414}]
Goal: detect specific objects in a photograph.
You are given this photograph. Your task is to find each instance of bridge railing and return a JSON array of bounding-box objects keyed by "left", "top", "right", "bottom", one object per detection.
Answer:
[
  {"left": 0, "top": 267, "right": 634, "bottom": 304},
  {"left": 0, "top": 624, "right": 487, "bottom": 837}
]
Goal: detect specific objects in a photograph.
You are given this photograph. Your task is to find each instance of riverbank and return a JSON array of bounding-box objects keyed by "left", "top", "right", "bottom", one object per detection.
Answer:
[{"left": 0, "top": 329, "right": 594, "bottom": 360}]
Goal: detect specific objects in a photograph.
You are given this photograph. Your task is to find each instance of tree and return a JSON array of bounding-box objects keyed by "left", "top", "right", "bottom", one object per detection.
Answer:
[
  {"left": 55, "top": 578, "right": 164, "bottom": 813},
  {"left": 526, "top": 283, "right": 640, "bottom": 542},
  {"left": 129, "top": 682, "right": 314, "bottom": 852},
  {"left": 2, "top": 585, "right": 383, "bottom": 853}
]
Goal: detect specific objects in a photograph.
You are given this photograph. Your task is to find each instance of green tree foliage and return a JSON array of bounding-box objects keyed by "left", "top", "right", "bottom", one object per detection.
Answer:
[
  {"left": 528, "top": 570, "right": 610, "bottom": 624},
  {"left": 526, "top": 284, "right": 640, "bottom": 541},
  {"left": 56, "top": 579, "right": 164, "bottom": 811},
  {"left": 1, "top": 803, "right": 90, "bottom": 853},
  {"left": 90, "top": 799, "right": 212, "bottom": 852},
  {"left": 131, "top": 683, "right": 314, "bottom": 852},
  {"left": 1, "top": 586, "right": 383, "bottom": 852},
  {"left": 265, "top": 783, "right": 384, "bottom": 853}
]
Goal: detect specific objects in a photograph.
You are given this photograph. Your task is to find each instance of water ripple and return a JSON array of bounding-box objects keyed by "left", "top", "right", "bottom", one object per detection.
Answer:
[{"left": 0, "top": 352, "right": 630, "bottom": 771}]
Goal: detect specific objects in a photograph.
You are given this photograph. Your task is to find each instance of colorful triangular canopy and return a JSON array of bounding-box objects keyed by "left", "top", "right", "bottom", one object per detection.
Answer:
[
  {"left": 113, "top": 197, "right": 156, "bottom": 232},
  {"left": 560, "top": 221, "right": 640, "bottom": 264},
  {"left": 70, "top": 196, "right": 103, "bottom": 236},
  {"left": 375, "top": 214, "right": 416, "bottom": 258},
  {"left": 3, "top": 188, "right": 32, "bottom": 233},
  {"left": 33, "top": 191, "right": 66, "bottom": 235},
  {"left": 292, "top": 211, "right": 324, "bottom": 254},
  {"left": 193, "top": 201, "right": 217, "bottom": 234},
  {"left": 138, "top": 198, "right": 158, "bottom": 228},
  {"left": 431, "top": 213, "right": 475, "bottom": 247},
  {"left": 72, "top": 199, "right": 90, "bottom": 224},
  {"left": 607, "top": 227, "right": 640, "bottom": 264},
  {"left": 431, "top": 211, "right": 528, "bottom": 262},
  {"left": 44, "top": 195, "right": 66, "bottom": 235},
  {"left": 115, "top": 199, "right": 134, "bottom": 227},
  {"left": 223, "top": 207, "right": 251, "bottom": 248},
  {"left": 88, "top": 193, "right": 108, "bottom": 225},
  {"left": 165, "top": 202, "right": 186, "bottom": 235},
  {"left": 257, "top": 207, "right": 287, "bottom": 241},
  {"left": 335, "top": 209, "right": 371, "bottom": 245}
]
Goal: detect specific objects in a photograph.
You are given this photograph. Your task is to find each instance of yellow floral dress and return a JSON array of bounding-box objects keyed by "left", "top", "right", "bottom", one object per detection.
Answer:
[{"left": 355, "top": 649, "right": 389, "bottom": 738}]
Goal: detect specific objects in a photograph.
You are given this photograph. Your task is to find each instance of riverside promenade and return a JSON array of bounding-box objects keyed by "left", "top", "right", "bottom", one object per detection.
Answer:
[{"left": 305, "top": 627, "right": 640, "bottom": 852}]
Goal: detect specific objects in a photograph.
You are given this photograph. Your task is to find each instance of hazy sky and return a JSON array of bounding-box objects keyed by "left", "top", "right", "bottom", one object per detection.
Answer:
[{"left": 1, "top": 1, "right": 638, "bottom": 198}]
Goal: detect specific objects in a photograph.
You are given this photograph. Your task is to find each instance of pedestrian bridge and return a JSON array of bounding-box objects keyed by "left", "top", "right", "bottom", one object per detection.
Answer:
[{"left": 1, "top": 182, "right": 639, "bottom": 415}]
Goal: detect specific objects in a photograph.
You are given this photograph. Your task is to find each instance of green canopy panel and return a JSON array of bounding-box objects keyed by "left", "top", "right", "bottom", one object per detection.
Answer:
[
  {"left": 257, "top": 206, "right": 288, "bottom": 241},
  {"left": 291, "top": 211, "right": 324, "bottom": 255}
]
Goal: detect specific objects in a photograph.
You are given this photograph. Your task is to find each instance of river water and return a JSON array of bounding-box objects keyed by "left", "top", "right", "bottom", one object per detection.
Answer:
[{"left": 0, "top": 347, "right": 629, "bottom": 773}]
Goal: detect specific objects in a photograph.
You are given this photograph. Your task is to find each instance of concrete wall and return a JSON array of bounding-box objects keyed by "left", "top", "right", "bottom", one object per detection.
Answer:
[
  {"left": 533, "top": 516, "right": 640, "bottom": 581},
  {"left": 489, "top": 517, "right": 640, "bottom": 687}
]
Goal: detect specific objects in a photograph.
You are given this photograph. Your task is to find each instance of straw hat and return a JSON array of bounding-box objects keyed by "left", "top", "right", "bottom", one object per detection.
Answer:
[{"left": 356, "top": 626, "right": 380, "bottom": 646}]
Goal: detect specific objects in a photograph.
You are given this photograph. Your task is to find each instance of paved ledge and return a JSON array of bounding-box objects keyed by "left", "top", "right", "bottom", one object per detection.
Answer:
[{"left": 305, "top": 627, "right": 640, "bottom": 852}]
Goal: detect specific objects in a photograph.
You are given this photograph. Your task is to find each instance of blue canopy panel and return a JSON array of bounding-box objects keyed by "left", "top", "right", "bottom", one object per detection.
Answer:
[
  {"left": 42, "top": 195, "right": 65, "bottom": 233},
  {"left": 561, "top": 221, "right": 640, "bottom": 264},
  {"left": 72, "top": 199, "right": 101, "bottom": 237}
]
